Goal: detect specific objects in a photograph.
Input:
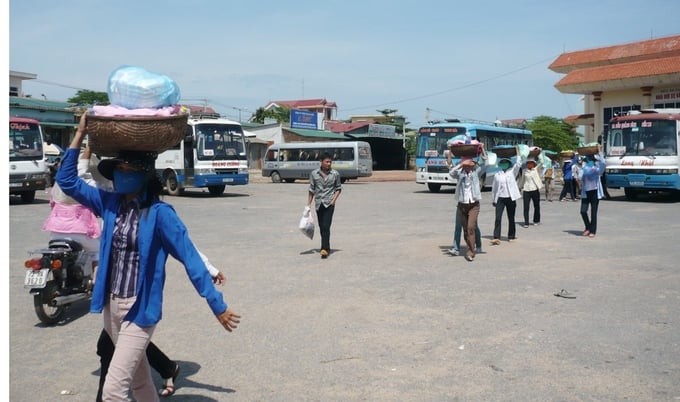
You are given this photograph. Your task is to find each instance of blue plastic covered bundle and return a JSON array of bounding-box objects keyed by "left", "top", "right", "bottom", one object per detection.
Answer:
[{"left": 107, "top": 65, "right": 180, "bottom": 109}]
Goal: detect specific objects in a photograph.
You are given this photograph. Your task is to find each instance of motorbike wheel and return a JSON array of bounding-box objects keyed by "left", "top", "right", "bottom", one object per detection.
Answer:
[{"left": 33, "top": 284, "right": 66, "bottom": 325}]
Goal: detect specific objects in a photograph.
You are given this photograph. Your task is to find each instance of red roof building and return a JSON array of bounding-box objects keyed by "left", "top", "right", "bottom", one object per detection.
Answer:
[
  {"left": 263, "top": 98, "right": 338, "bottom": 124},
  {"left": 550, "top": 34, "right": 680, "bottom": 142}
]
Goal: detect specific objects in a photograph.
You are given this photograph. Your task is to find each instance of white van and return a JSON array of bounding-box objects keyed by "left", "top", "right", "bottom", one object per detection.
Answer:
[{"left": 262, "top": 141, "right": 373, "bottom": 183}]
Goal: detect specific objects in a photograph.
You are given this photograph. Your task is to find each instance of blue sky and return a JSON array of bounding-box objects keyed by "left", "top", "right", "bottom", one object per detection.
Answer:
[{"left": 9, "top": 0, "right": 680, "bottom": 128}]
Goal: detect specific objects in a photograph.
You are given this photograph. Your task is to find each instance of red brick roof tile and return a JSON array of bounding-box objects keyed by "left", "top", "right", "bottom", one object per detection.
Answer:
[
  {"left": 555, "top": 55, "right": 680, "bottom": 91},
  {"left": 550, "top": 35, "right": 680, "bottom": 73}
]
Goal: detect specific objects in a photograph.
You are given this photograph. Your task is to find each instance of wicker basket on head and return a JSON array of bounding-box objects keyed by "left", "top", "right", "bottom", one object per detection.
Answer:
[
  {"left": 560, "top": 150, "right": 575, "bottom": 158},
  {"left": 492, "top": 146, "right": 516, "bottom": 158},
  {"left": 449, "top": 143, "right": 480, "bottom": 157},
  {"left": 577, "top": 145, "right": 599, "bottom": 156},
  {"left": 528, "top": 147, "right": 542, "bottom": 158},
  {"left": 87, "top": 114, "right": 188, "bottom": 157}
]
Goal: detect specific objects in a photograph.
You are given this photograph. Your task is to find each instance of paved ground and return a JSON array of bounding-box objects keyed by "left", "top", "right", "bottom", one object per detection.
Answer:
[{"left": 8, "top": 176, "right": 680, "bottom": 401}]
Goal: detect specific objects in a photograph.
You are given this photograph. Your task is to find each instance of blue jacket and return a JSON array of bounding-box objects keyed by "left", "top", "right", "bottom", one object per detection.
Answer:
[
  {"left": 56, "top": 148, "right": 227, "bottom": 327},
  {"left": 579, "top": 153, "right": 606, "bottom": 199}
]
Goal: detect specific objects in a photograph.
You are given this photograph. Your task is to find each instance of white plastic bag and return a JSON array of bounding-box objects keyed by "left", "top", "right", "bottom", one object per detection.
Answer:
[
  {"left": 107, "top": 65, "right": 181, "bottom": 109},
  {"left": 299, "top": 206, "right": 315, "bottom": 240}
]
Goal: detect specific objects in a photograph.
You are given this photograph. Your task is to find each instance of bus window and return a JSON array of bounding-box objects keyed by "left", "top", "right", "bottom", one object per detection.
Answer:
[{"left": 266, "top": 150, "right": 277, "bottom": 162}]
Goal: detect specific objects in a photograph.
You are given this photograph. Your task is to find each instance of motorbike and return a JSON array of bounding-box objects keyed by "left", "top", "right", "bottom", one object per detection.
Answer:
[{"left": 23, "top": 238, "right": 93, "bottom": 325}]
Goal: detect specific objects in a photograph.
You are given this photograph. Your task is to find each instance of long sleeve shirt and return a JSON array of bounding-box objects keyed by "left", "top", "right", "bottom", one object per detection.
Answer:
[{"left": 56, "top": 148, "right": 228, "bottom": 327}]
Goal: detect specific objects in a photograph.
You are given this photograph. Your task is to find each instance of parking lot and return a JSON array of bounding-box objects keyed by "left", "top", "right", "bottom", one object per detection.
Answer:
[{"left": 8, "top": 177, "right": 680, "bottom": 401}]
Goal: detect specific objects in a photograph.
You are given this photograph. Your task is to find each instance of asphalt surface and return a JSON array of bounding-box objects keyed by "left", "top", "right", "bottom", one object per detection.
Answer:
[{"left": 8, "top": 174, "right": 680, "bottom": 401}]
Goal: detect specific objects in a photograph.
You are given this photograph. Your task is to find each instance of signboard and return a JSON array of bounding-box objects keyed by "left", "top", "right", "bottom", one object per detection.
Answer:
[
  {"left": 290, "top": 109, "right": 318, "bottom": 130},
  {"left": 367, "top": 124, "right": 397, "bottom": 138}
]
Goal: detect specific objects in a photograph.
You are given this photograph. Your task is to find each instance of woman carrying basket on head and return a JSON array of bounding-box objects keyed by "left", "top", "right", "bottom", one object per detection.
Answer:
[{"left": 57, "top": 113, "right": 241, "bottom": 401}]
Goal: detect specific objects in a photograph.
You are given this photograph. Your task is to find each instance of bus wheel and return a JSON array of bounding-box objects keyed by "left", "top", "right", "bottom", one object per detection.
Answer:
[
  {"left": 208, "top": 185, "right": 225, "bottom": 196},
  {"left": 20, "top": 191, "right": 36, "bottom": 203},
  {"left": 624, "top": 187, "right": 638, "bottom": 200},
  {"left": 271, "top": 172, "right": 282, "bottom": 183},
  {"left": 165, "top": 173, "right": 183, "bottom": 196},
  {"left": 427, "top": 183, "right": 441, "bottom": 192}
]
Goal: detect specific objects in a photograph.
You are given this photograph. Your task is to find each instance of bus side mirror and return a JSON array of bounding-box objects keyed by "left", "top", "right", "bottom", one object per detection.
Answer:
[{"left": 637, "top": 141, "right": 644, "bottom": 151}]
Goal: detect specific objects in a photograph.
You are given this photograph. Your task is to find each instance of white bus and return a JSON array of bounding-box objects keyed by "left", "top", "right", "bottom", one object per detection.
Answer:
[
  {"left": 416, "top": 120, "right": 532, "bottom": 192},
  {"left": 9, "top": 117, "right": 48, "bottom": 203},
  {"left": 262, "top": 141, "right": 373, "bottom": 183},
  {"left": 605, "top": 108, "right": 680, "bottom": 199},
  {"left": 156, "top": 113, "right": 249, "bottom": 196}
]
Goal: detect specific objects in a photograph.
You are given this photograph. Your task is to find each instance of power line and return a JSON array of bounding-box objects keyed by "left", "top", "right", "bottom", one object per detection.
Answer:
[
  {"left": 340, "top": 55, "right": 559, "bottom": 113},
  {"left": 33, "top": 79, "right": 95, "bottom": 92}
]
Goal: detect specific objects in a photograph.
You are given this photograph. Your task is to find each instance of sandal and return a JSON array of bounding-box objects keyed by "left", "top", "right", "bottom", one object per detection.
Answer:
[
  {"left": 554, "top": 289, "right": 576, "bottom": 299},
  {"left": 582, "top": 230, "right": 590, "bottom": 237},
  {"left": 159, "top": 363, "right": 180, "bottom": 397}
]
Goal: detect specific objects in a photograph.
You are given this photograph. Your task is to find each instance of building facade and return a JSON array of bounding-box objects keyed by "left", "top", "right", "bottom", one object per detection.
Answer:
[{"left": 550, "top": 34, "right": 680, "bottom": 143}]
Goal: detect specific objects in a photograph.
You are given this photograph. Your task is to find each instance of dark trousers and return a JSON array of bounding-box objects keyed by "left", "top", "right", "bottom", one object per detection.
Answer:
[
  {"left": 316, "top": 204, "right": 335, "bottom": 251},
  {"left": 559, "top": 178, "right": 576, "bottom": 200},
  {"left": 600, "top": 174, "right": 611, "bottom": 198},
  {"left": 457, "top": 201, "right": 480, "bottom": 258},
  {"left": 580, "top": 189, "right": 600, "bottom": 234},
  {"left": 523, "top": 190, "right": 541, "bottom": 224},
  {"left": 96, "top": 329, "right": 175, "bottom": 402},
  {"left": 493, "top": 197, "right": 517, "bottom": 240}
]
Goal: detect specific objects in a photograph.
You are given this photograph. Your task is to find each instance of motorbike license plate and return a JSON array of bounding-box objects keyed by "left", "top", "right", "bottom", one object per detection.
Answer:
[
  {"left": 222, "top": 178, "right": 234, "bottom": 183},
  {"left": 630, "top": 181, "right": 644, "bottom": 186},
  {"left": 24, "top": 269, "right": 49, "bottom": 289}
]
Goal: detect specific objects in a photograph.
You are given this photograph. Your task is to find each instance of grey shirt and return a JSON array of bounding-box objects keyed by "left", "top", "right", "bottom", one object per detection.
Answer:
[{"left": 309, "top": 168, "right": 342, "bottom": 209}]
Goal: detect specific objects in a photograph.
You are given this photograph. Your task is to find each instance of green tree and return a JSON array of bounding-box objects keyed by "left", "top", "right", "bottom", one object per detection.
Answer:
[
  {"left": 251, "top": 106, "right": 290, "bottom": 124},
  {"left": 67, "top": 90, "right": 109, "bottom": 105},
  {"left": 526, "top": 115, "right": 579, "bottom": 152}
]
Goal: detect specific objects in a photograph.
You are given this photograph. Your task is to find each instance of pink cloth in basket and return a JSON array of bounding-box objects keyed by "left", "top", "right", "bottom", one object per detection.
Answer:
[{"left": 92, "top": 105, "right": 180, "bottom": 117}]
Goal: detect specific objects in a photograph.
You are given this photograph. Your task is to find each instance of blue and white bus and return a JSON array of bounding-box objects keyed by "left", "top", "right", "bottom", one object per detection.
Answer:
[
  {"left": 156, "top": 113, "right": 249, "bottom": 196},
  {"left": 604, "top": 109, "right": 680, "bottom": 200},
  {"left": 415, "top": 120, "right": 532, "bottom": 192}
]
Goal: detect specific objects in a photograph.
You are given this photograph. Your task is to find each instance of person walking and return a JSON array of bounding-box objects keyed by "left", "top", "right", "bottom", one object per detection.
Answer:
[
  {"left": 57, "top": 114, "right": 240, "bottom": 402},
  {"left": 543, "top": 159, "right": 558, "bottom": 202},
  {"left": 579, "top": 148, "right": 606, "bottom": 238},
  {"left": 446, "top": 151, "right": 483, "bottom": 256},
  {"left": 518, "top": 157, "right": 543, "bottom": 227},
  {"left": 491, "top": 150, "right": 522, "bottom": 245},
  {"left": 448, "top": 147, "right": 485, "bottom": 262},
  {"left": 558, "top": 154, "right": 578, "bottom": 201},
  {"left": 307, "top": 152, "right": 342, "bottom": 259},
  {"left": 572, "top": 156, "right": 583, "bottom": 199}
]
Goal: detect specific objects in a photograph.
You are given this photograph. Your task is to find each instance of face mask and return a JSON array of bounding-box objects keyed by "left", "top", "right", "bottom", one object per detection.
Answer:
[
  {"left": 499, "top": 162, "right": 511, "bottom": 171},
  {"left": 113, "top": 169, "right": 146, "bottom": 194}
]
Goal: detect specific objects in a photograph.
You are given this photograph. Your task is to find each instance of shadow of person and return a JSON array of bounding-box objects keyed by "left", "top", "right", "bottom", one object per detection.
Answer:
[
  {"left": 159, "top": 360, "right": 236, "bottom": 399},
  {"left": 91, "top": 360, "right": 236, "bottom": 401}
]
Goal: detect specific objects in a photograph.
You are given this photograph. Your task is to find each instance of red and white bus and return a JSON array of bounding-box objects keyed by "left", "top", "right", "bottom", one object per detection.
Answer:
[{"left": 9, "top": 117, "right": 48, "bottom": 203}]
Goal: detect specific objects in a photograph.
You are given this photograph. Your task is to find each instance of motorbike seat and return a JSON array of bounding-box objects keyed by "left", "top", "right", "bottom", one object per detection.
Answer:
[{"left": 48, "top": 238, "right": 84, "bottom": 252}]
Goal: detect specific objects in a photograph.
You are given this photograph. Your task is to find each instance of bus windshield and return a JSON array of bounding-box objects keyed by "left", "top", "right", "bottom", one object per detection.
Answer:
[
  {"left": 607, "top": 120, "right": 678, "bottom": 157},
  {"left": 416, "top": 128, "right": 467, "bottom": 158},
  {"left": 10, "top": 120, "right": 44, "bottom": 162},
  {"left": 195, "top": 123, "right": 246, "bottom": 161}
]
